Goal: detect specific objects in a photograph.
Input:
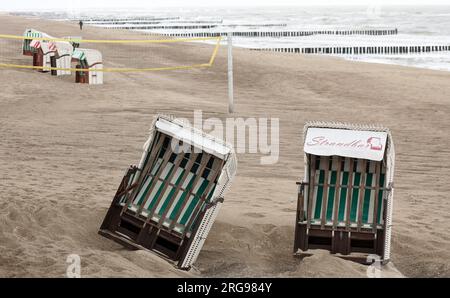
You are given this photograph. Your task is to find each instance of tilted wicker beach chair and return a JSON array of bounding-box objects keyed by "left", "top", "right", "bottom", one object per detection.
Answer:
[
  {"left": 99, "top": 115, "right": 237, "bottom": 270},
  {"left": 72, "top": 48, "right": 103, "bottom": 85},
  {"left": 294, "top": 122, "right": 395, "bottom": 264}
]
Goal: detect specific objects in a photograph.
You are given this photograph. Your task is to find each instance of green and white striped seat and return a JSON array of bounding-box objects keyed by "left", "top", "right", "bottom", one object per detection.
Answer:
[
  {"left": 121, "top": 132, "right": 224, "bottom": 235},
  {"left": 305, "top": 155, "right": 385, "bottom": 229}
]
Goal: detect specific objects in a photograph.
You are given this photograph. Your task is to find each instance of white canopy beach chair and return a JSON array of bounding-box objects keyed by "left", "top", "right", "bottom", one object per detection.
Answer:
[
  {"left": 39, "top": 40, "right": 57, "bottom": 72},
  {"left": 49, "top": 41, "right": 73, "bottom": 76},
  {"left": 99, "top": 115, "right": 237, "bottom": 270},
  {"left": 294, "top": 122, "right": 395, "bottom": 264},
  {"left": 29, "top": 33, "right": 56, "bottom": 72},
  {"left": 72, "top": 48, "right": 103, "bottom": 85}
]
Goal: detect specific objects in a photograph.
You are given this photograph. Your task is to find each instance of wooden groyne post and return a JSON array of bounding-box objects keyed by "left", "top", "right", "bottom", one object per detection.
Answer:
[{"left": 253, "top": 45, "right": 450, "bottom": 55}]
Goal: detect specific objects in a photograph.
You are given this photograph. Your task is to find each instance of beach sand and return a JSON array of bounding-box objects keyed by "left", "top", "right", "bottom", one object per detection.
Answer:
[{"left": 0, "top": 14, "right": 449, "bottom": 278}]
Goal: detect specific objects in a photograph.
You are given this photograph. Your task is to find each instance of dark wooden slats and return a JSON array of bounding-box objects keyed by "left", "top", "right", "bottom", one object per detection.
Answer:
[
  {"left": 345, "top": 158, "right": 355, "bottom": 228},
  {"left": 145, "top": 148, "right": 187, "bottom": 221},
  {"left": 357, "top": 160, "right": 368, "bottom": 231},
  {"left": 306, "top": 155, "right": 317, "bottom": 229},
  {"left": 121, "top": 133, "right": 165, "bottom": 215},
  {"left": 332, "top": 157, "right": 343, "bottom": 229},
  {"left": 320, "top": 157, "right": 331, "bottom": 229},
  {"left": 168, "top": 153, "right": 211, "bottom": 231},
  {"left": 182, "top": 159, "right": 225, "bottom": 235},
  {"left": 372, "top": 162, "right": 382, "bottom": 232},
  {"left": 148, "top": 153, "right": 199, "bottom": 227},
  {"left": 134, "top": 139, "right": 174, "bottom": 216}
]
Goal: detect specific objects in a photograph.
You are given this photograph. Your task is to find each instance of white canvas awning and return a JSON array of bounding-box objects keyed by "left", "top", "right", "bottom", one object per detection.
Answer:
[
  {"left": 155, "top": 118, "right": 231, "bottom": 160},
  {"left": 76, "top": 48, "right": 102, "bottom": 65},
  {"left": 304, "top": 127, "right": 387, "bottom": 161}
]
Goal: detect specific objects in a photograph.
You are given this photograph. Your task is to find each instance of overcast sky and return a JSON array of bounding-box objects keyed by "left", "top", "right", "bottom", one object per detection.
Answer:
[{"left": 1, "top": 0, "right": 449, "bottom": 11}]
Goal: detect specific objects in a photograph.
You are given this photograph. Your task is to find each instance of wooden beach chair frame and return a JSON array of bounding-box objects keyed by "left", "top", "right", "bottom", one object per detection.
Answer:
[
  {"left": 99, "top": 115, "right": 237, "bottom": 270},
  {"left": 294, "top": 122, "right": 395, "bottom": 264}
]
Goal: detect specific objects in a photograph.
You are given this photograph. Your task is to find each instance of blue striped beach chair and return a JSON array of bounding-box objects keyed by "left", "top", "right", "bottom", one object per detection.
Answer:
[
  {"left": 99, "top": 115, "right": 237, "bottom": 270},
  {"left": 294, "top": 122, "right": 395, "bottom": 264}
]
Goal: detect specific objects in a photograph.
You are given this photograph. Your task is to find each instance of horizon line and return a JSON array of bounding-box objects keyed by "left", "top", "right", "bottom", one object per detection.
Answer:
[{"left": 2, "top": 4, "right": 450, "bottom": 12}]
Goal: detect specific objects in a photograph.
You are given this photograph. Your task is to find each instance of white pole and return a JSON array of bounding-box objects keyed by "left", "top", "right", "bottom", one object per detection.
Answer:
[{"left": 227, "top": 32, "right": 234, "bottom": 114}]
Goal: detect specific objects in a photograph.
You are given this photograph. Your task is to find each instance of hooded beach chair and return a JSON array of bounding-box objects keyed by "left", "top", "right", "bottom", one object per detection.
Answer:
[
  {"left": 29, "top": 34, "right": 56, "bottom": 72},
  {"left": 40, "top": 40, "right": 57, "bottom": 72},
  {"left": 294, "top": 122, "right": 395, "bottom": 264},
  {"left": 49, "top": 41, "right": 74, "bottom": 76},
  {"left": 99, "top": 115, "right": 237, "bottom": 270},
  {"left": 22, "top": 29, "right": 43, "bottom": 56},
  {"left": 72, "top": 48, "right": 103, "bottom": 85}
]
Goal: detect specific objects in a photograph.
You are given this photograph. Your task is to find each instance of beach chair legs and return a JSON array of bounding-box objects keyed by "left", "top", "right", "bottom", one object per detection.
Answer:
[
  {"left": 331, "top": 231, "right": 351, "bottom": 255},
  {"left": 50, "top": 56, "right": 57, "bottom": 76},
  {"left": 75, "top": 65, "right": 88, "bottom": 84},
  {"left": 32, "top": 52, "right": 42, "bottom": 68},
  {"left": 294, "top": 223, "right": 388, "bottom": 264},
  {"left": 293, "top": 223, "right": 308, "bottom": 253},
  {"left": 98, "top": 165, "right": 209, "bottom": 270},
  {"left": 99, "top": 205, "right": 206, "bottom": 270}
]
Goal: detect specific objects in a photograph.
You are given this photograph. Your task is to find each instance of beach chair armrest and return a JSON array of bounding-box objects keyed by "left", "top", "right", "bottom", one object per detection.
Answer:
[
  {"left": 89, "top": 62, "right": 103, "bottom": 68},
  {"left": 296, "top": 181, "right": 307, "bottom": 195},
  {"left": 387, "top": 182, "right": 394, "bottom": 190},
  {"left": 204, "top": 197, "right": 225, "bottom": 211}
]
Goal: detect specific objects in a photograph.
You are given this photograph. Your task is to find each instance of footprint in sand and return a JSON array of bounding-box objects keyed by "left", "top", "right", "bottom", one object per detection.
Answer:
[{"left": 243, "top": 212, "right": 265, "bottom": 218}]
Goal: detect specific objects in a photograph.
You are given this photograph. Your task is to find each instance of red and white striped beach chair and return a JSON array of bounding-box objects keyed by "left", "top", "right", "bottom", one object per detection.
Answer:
[{"left": 29, "top": 34, "right": 56, "bottom": 72}]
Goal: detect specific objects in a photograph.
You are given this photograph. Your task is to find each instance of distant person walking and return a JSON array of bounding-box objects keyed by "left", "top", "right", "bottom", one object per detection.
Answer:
[{"left": 79, "top": 20, "right": 84, "bottom": 30}]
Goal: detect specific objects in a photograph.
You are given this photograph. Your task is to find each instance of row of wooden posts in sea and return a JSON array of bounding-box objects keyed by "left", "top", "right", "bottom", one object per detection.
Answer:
[
  {"left": 102, "top": 25, "right": 219, "bottom": 30},
  {"left": 156, "top": 28, "right": 398, "bottom": 38},
  {"left": 85, "top": 20, "right": 224, "bottom": 25},
  {"left": 253, "top": 45, "right": 450, "bottom": 55},
  {"left": 92, "top": 23, "right": 289, "bottom": 28},
  {"left": 78, "top": 17, "right": 181, "bottom": 22}
]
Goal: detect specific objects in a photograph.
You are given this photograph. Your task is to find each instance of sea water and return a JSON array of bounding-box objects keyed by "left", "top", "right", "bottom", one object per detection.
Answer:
[{"left": 16, "top": 5, "right": 450, "bottom": 72}]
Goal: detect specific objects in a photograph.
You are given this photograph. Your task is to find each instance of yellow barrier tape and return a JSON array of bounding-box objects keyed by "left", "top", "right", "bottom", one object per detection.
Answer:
[
  {"left": 0, "top": 34, "right": 222, "bottom": 72},
  {"left": 0, "top": 63, "right": 212, "bottom": 72}
]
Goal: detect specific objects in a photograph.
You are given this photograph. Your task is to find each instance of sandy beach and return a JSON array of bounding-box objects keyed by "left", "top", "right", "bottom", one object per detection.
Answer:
[{"left": 0, "top": 14, "right": 449, "bottom": 278}]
